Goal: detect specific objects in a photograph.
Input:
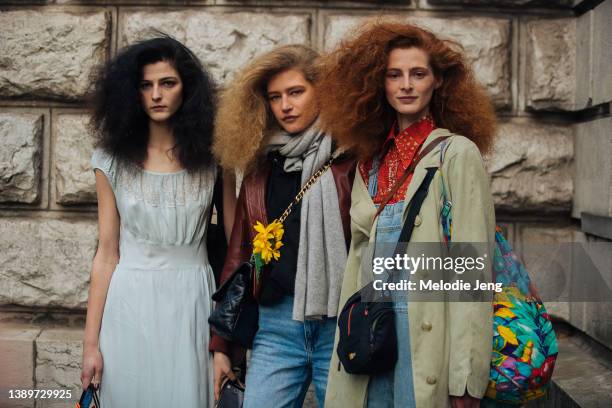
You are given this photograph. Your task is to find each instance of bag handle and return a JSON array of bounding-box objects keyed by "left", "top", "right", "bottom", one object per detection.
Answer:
[
  {"left": 373, "top": 136, "right": 450, "bottom": 221},
  {"left": 277, "top": 156, "right": 334, "bottom": 223}
]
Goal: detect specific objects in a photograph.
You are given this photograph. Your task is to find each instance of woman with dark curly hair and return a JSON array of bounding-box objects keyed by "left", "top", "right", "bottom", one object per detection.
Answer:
[
  {"left": 210, "top": 44, "right": 356, "bottom": 407},
  {"left": 319, "top": 22, "right": 497, "bottom": 408},
  {"left": 80, "top": 36, "right": 223, "bottom": 407}
]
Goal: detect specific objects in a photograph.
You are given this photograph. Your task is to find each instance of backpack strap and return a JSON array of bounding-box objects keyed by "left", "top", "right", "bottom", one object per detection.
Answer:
[
  {"left": 438, "top": 138, "right": 451, "bottom": 204},
  {"left": 438, "top": 139, "right": 453, "bottom": 243},
  {"left": 439, "top": 138, "right": 450, "bottom": 165}
]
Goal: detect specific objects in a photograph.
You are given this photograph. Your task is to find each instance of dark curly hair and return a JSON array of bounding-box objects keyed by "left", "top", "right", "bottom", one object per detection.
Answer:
[
  {"left": 318, "top": 20, "right": 497, "bottom": 160},
  {"left": 88, "top": 35, "right": 216, "bottom": 171}
]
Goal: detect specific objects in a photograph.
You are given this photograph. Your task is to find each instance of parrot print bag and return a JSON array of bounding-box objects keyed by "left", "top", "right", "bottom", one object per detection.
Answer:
[{"left": 438, "top": 139, "right": 558, "bottom": 405}]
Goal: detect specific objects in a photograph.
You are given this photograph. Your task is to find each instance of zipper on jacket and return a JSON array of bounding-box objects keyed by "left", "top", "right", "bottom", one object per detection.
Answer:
[{"left": 347, "top": 303, "right": 356, "bottom": 336}]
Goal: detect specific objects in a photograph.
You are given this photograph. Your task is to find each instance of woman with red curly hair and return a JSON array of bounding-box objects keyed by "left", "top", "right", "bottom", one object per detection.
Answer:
[{"left": 320, "top": 21, "right": 497, "bottom": 408}]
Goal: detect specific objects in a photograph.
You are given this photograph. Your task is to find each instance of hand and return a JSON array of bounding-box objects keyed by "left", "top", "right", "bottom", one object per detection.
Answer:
[
  {"left": 213, "top": 352, "right": 236, "bottom": 401},
  {"left": 450, "top": 393, "right": 481, "bottom": 408},
  {"left": 81, "top": 345, "right": 103, "bottom": 390}
]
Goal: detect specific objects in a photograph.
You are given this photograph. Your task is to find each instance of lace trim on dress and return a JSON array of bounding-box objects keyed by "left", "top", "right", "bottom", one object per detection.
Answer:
[
  {"left": 115, "top": 165, "right": 215, "bottom": 208},
  {"left": 91, "top": 148, "right": 216, "bottom": 208}
]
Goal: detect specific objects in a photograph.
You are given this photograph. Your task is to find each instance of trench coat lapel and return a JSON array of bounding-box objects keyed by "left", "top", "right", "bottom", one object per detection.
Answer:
[{"left": 352, "top": 169, "right": 377, "bottom": 239}]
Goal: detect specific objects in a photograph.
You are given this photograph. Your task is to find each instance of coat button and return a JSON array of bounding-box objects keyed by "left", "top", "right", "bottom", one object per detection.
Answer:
[
  {"left": 421, "top": 321, "right": 432, "bottom": 331},
  {"left": 426, "top": 376, "right": 437, "bottom": 385},
  {"left": 414, "top": 215, "right": 422, "bottom": 226}
]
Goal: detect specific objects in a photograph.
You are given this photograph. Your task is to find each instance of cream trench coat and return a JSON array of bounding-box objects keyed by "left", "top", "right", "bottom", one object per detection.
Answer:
[{"left": 325, "top": 128, "right": 496, "bottom": 408}]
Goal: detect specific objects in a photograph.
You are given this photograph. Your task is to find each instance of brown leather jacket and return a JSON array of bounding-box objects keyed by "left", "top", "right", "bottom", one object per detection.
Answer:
[{"left": 210, "top": 154, "right": 356, "bottom": 357}]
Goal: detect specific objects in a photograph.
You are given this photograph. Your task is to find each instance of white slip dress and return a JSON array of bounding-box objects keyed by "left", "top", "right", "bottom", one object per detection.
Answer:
[{"left": 92, "top": 148, "right": 216, "bottom": 407}]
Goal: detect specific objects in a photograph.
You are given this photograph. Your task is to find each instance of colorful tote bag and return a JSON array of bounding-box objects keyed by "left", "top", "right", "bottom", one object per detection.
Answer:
[{"left": 438, "top": 140, "right": 558, "bottom": 404}]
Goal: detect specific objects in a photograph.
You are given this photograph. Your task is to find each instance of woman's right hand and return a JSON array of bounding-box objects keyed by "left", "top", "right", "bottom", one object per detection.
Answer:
[
  {"left": 213, "top": 352, "right": 236, "bottom": 401},
  {"left": 81, "top": 345, "right": 103, "bottom": 390}
]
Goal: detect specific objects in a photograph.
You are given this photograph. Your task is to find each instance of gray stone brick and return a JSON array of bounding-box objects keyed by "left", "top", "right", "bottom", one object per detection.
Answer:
[
  {"left": 525, "top": 19, "right": 576, "bottom": 111},
  {"left": 35, "top": 327, "right": 83, "bottom": 408},
  {"left": 591, "top": 0, "right": 612, "bottom": 105},
  {"left": 54, "top": 114, "right": 97, "bottom": 205},
  {"left": 487, "top": 120, "right": 574, "bottom": 212},
  {"left": 427, "top": 0, "right": 572, "bottom": 6},
  {"left": 0, "top": 217, "right": 97, "bottom": 309},
  {"left": 0, "top": 113, "right": 43, "bottom": 204},
  {"left": 120, "top": 10, "right": 311, "bottom": 83},
  {"left": 0, "top": 10, "right": 111, "bottom": 100},
  {"left": 573, "top": 117, "right": 612, "bottom": 218},
  {"left": 0, "top": 324, "right": 41, "bottom": 408}
]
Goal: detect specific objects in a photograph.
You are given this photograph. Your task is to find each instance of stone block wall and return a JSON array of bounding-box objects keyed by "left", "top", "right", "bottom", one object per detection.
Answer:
[
  {"left": 0, "top": 0, "right": 610, "bottom": 406},
  {"left": 570, "top": 0, "right": 612, "bottom": 356}
]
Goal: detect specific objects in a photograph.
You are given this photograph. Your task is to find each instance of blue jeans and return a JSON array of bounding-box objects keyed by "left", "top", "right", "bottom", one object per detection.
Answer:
[
  {"left": 366, "top": 161, "right": 417, "bottom": 408},
  {"left": 243, "top": 296, "right": 336, "bottom": 408}
]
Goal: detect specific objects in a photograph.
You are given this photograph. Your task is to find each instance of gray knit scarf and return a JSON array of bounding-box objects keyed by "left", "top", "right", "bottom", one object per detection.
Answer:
[{"left": 266, "top": 121, "right": 347, "bottom": 321}]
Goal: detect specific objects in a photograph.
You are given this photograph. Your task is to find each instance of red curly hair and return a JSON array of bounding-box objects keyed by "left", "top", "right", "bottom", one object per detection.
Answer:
[{"left": 318, "top": 20, "right": 497, "bottom": 160}]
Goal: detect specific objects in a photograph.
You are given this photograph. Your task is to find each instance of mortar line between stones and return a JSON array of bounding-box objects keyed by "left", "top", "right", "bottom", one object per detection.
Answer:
[
  {"left": 511, "top": 17, "right": 519, "bottom": 115},
  {"left": 516, "top": 15, "right": 526, "bottom": 114},
  {"left": 311, "top": 8, "right": 319, "bottom": 51},
  {"left": 32, "top": 328, "right": 43, "bottom": 408},
  {"left": 588, "top": 8, "right": 594, "bottom": 107},
  {"left": 47, "top": 110, "right": 53, "bottom": 212},
  {"left": 113, "top": 6, "right": 120, "bottom": 59}
]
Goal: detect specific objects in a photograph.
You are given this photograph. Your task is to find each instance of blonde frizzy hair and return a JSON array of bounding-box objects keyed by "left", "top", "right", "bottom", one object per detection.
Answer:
[{"left": 212, "top": 44, "right": 320, "bottom": 173}]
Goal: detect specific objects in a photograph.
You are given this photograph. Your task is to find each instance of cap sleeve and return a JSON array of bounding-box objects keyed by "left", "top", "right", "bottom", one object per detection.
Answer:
[{"left": 91, "top": 148, "right": 117, "bottom": 188}]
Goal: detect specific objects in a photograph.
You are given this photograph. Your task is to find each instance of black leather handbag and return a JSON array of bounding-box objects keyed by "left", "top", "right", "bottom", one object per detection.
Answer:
[
  {"left": 336, "top": 288, "right": 397, "bottom": 374},
  {"left": 215, "top": 378, "right": 245, "bottom": 408},
  {"left": 208, "top": 262, "right": 259, "bottom": 349}
]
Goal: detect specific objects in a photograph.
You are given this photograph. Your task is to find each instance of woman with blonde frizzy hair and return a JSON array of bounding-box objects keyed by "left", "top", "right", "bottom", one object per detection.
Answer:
[
  {"left": 213, "top": 45, "right": 320, "bottom": 173},
  {"left": 319, "top": 21, "right": 496, "bottom": 408},
  {"left": 211, "top": 44, "right": 356, "bottom": 407}
]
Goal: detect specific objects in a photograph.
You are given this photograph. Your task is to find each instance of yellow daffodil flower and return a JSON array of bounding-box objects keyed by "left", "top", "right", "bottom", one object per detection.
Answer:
[{"left": 252, "top": 220, "right": 285, "bottom": 265}]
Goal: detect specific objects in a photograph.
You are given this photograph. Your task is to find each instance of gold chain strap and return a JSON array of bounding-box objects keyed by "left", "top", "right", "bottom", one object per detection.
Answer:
[{"left": 277, "top": 157, "right": 334, "bottom": 224}]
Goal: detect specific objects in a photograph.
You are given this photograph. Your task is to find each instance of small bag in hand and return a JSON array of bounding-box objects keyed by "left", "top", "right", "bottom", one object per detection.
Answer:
[
  {"left": 215, "top": 377, "right": 245, "bottom": 408},
  {"left": 208, "top": 262, "right": 259, "bottom": 349},
  {"left": 75, "top": 384, "right": 100, "bottom": 408}
]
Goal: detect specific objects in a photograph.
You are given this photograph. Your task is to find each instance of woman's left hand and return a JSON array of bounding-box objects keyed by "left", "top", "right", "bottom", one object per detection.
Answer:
[{"left": 450, "top": 393, "right": 481, "bottom": 408}]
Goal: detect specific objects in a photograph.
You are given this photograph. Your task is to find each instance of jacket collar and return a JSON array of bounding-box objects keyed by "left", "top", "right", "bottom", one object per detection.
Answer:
[
  {"left": 353, "top": 128, "right": 454, "bottom": 239},
  {"left": 400, "top": 128, "right": 452, "bottom": 214}
]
